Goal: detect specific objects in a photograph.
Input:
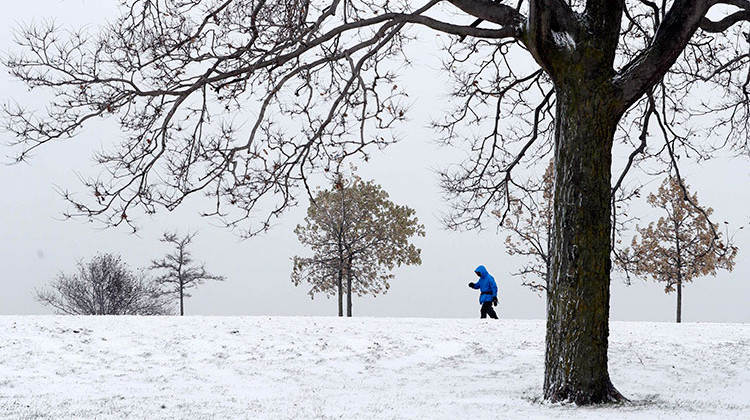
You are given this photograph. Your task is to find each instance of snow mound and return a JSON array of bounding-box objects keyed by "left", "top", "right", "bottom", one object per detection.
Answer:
[{"left": 0, "top": 316, "right": 748, "bottom": 419}]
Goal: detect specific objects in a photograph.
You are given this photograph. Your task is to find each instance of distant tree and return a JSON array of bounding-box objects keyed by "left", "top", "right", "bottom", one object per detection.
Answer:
[
  {"left": 292, "top": 175, "right": 424, "bottom": 317},
  {"left": 36, "top": 253, "right": 170, "bottom": 315},
  {"left": 621, "top": 177, "right": 738, "bottom": 323},
  {"left": 497, "top": 161, "right": 554, "bottom": 292},
  {"left": 150, "top": 232, "right": 225, "bottom": 316}
]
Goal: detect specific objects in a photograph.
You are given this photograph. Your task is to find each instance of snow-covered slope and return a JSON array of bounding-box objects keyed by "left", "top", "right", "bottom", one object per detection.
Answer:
[{"left": 0, "top": 316, "right": 748, "bottom": 419}]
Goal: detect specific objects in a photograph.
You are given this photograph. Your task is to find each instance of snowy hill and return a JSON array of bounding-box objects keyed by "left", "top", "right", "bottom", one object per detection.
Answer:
[{"left": 0, "top": 316, "right": 748, "bottom": 419}]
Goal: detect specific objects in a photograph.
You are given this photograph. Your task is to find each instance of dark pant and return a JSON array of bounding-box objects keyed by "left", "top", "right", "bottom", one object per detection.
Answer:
[{"left": 480, "top": 301, "right": 498, "bottom": 319}]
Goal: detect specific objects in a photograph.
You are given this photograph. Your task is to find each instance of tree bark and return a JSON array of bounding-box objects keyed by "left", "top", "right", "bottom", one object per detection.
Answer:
[
  {"left": 338, "top": 181, "right": 346, "bottom": 318},
  {"left": 346, "top": 256, "right": 353, "bottom": 317},
  {"left": 676, "top": 279, "right": 682, "bottom": 323},
  {"left": 179, "top": 278, "right": 184, "bottom": 316},
  {"left": 337, "top": 266, "right": 343, "bottom": 317},
  {"left": 544, "top": 80, "right": 625, "bottom": 404},
  {"left": 675, "top": 221, "right": 683, "bottom": 324}
]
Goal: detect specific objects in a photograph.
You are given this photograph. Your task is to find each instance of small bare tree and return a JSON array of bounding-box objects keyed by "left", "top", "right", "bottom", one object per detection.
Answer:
[
  {"left": 36, "top": 253, "right": 170, "bottom": 315},
  {"left": 292, "top": 174, "right": 424, "bottom": 316},
  {"left": 620, "top": 177, "right": 738, "bottom": 323},
  {"left": 150, "top": 232, "right": 225, "bottom": 316}
]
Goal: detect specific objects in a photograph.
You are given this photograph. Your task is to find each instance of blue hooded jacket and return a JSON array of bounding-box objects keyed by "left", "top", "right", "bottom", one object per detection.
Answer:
[{"left": 471, "top": 265, "right": 498, "bottom": 303}]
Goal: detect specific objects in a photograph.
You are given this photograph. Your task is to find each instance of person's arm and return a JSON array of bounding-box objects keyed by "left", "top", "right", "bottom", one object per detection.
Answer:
[
  {"left": 491, "top": 278, "right": 499, "bottom": 306},
  {"left": 468, "top": 281, "right": 479, "bottom": 289}
]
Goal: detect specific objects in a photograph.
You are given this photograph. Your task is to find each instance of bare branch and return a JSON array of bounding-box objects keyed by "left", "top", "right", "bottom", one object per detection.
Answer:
[
  {"left": 448, "top": 0, "right": 526, "bottom": 27},
  {"left": 616, "top": 0, "right": 713, "bottom": 106}
]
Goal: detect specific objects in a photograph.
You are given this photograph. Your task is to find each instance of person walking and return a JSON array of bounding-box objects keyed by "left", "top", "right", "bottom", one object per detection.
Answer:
[{"left": 468, "top": 265, "right": 498, "bottom": 319}]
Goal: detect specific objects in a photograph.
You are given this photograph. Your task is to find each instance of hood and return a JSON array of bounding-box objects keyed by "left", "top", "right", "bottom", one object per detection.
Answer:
[{"left": 474, "top": 265, "right": 489, "bottom": 278}]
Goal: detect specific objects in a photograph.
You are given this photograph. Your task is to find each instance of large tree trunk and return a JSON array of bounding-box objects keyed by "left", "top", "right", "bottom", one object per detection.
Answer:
[{"left": 544, "top": 82, "right": 625, "bottom": 404}]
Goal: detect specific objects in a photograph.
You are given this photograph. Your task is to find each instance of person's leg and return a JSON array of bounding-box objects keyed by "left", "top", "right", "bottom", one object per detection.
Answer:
[
  {"left": 487, "top": 304, "right": 498, "bottom": 319},
  {"left": 480, "top": 301, "right": 498, "bottom": 319}
]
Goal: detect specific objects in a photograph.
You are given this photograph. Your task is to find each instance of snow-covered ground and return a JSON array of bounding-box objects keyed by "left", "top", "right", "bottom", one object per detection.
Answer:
[{"left": 0, "top": 317, "right": 747, "bottom": 419}]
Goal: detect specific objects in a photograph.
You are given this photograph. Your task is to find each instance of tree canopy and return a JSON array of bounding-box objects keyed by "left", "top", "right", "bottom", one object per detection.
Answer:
[
  {"left": 36, "top": 253, "right": 170, "bottom": 315},
  {"left": 621, "top": 177, "right": 738, "bottom": 322},
  {"left": 292, "top": 174, "right": 424, "bottom": 316}
]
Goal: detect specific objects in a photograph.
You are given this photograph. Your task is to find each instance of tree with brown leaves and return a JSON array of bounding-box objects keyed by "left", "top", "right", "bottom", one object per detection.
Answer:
[
  {"left": 6, "top": 0, "right": 750, "bottom": 403},
  {"left": 621, "top": 178, "right": 738, "bottom": 323},
  {"left": 292, "top": 175, "right": 424, "bottom": 316},
  {"left": 498, "top": 161, "right": 554, "bottom": 293}
]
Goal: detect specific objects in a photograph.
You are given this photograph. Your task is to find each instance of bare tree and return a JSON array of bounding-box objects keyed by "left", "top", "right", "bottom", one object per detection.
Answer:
[
  {"left": 36, "top": 253, "right": 170, "bottom": 315},
  {"left": 5, "top": 0, "right": 750, "bottom": 404},
  {"left": 150, "top": 232, "right": 225, "bottom": 316},
  {"left": 496, "top": 161, "right": 554, "bottom": 293},
  {"left": 620, "top": 177, "right": 738, "bottom": 323},
  {"left": 292, "top": 173, "right": 424, "bottom": 316}
]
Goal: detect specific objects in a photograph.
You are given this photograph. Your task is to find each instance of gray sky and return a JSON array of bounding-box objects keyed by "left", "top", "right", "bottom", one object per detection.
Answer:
[{"left": 1, "top": 0, "right": 749, "bottom": 322}]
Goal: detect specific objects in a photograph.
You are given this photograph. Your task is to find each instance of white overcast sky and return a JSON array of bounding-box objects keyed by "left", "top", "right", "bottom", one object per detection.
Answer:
[{"left": 1, "top": 0, "right": 749, "bottom": 322}]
